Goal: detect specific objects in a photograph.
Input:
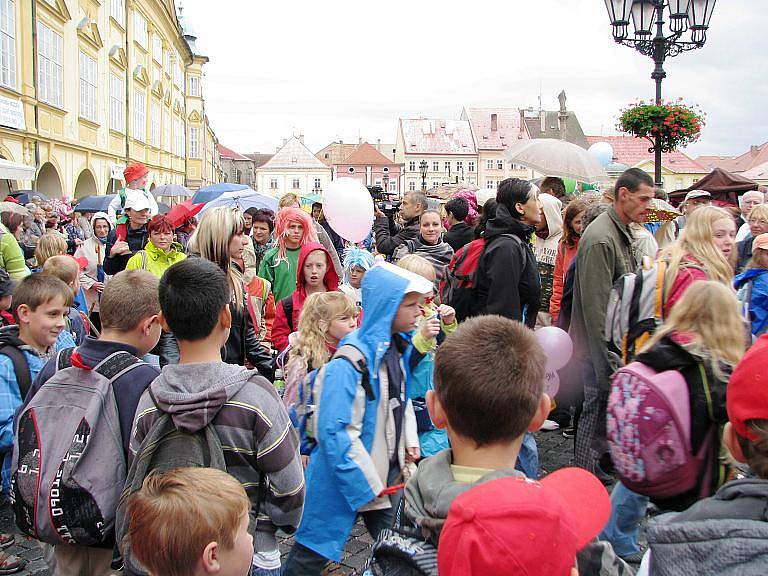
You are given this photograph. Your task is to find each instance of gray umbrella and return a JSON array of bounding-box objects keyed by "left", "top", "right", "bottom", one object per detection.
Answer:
[{"left": 152, "top": 184, "right": 193, "bottom": 197}]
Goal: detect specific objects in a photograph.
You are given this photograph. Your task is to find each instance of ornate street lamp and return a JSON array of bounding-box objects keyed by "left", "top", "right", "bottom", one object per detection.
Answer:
[
  {"left": 419, "top": 160, "right": 428, "bottom": 191},
  {"left": 603, "top": 0, "right": 716, "bottom": 186}
]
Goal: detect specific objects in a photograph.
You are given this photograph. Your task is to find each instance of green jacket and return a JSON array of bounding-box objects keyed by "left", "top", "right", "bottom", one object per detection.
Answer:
[
  {"left": 570, "top": 206, "right": 636, "bottom": 390},
  {"left": 0, "top": 224, "right": 30, "bottom": 279},
  {"left": 125, "top": 240, "right": 186, "bottom": 278},
  {"left": 257, "top": 246, "right": 300, "bottom": 303}
]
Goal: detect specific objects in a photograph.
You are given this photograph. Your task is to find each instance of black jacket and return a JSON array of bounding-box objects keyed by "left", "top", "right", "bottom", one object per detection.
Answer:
[
  {"left": 475, "top": 204, "right": 540, "bottom": 328},
  {"left": 373, "top": 214, "right": 420, "bottom": 257},
  {"left": 636, "top": 334, "right": 731, "bottom": 510},
  {"left": 444, "top": 222, "right": 475, "bottom": 252},
  {"left": 103, "top": 225, "right": 149, "bottom": 275},
  {"left": 736, "top": 236, "right": 752, "bottom": 274},
  {"left": 224, "top": 299, "right": 274, "bottom": 380}
]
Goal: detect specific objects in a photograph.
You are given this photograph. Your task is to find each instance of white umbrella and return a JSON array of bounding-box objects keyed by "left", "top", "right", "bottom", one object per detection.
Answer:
[
  {"left": 505, "top": 139, "right": 609, "bottom": 183},
  {"left": 0, "top": 202, "right": 30, "bottom": 216},
  {"left": 0, "top": 158, "right": 35, "bottom": 180},
  {"left": 199, "top": 189, "right": 279, "bottom": 214}
]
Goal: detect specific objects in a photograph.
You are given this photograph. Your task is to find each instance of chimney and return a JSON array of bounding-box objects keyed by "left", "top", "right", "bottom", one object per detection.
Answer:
[
  {"left": 752, "top": 145, "right": 760, "bottom": 154},
  {"left": 282, "top": 138, "right": 287, "bottom": 147},
  {"left": 490, "top": 113, "right": 498, "bottom": 132},
  {"left": 377, "top": 138, "right": 381, "bottom": 150},
  {"left": 299, "top": 133, "right": 304, "bottom": 144}
]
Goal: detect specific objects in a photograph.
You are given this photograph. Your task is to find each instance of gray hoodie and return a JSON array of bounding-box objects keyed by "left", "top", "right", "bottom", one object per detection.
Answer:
[
  {"left": 130, "top": 362, "right": 304, "bottom": 552},
  {"left": 403, "top": 448, "right": 523, "bottom": 544}
]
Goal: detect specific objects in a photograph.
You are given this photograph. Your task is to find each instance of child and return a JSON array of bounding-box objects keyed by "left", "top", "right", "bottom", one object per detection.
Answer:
[
  {"left": 734, "top": 232, "right": 768, "bottom": 339},
  {"left": 396, "top": 254, "right": 457, "bottom": 458},
  {"left": 42, "top": 255, "right": 89, "bottom": 345},
  {"left": 20, "top": 269, "right": 162, "bottom": 576},
  {"left": 640, "top": 334, "right": 768, "bottom": 575},
  {"left": 128, "top": 258, "right": 304, "bottom": 576},
  {"left": 271, "top": 242, "right": 339, "bottom": 353},
  {"left": 438, "top": 468, "right": 610, "bottom": 576},
  {"left": 245, "top": 273, "right": 276, "bottom": 352},
  {"left": 257, "top": 207, "right": 317, "bottom": 302},
  {"left": 282, "top": 262, "right": 439, "bottom": 576},
  {"left": 127, "top": 467, "right": 253, "bottom": 576},
  {"left": 33, "top": 231, "right": 67, "bottom": 271},
  {"left": 339, "top": 247, "right": 374, "bottom": 310},
  {"left": 0, "top": 269, "right": 16, "bottom": 327},
  {"left": 403, "top": 315, "right": 551, "bottom": 545}
]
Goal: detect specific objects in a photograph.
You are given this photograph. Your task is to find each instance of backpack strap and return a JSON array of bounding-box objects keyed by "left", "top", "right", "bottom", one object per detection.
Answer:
[
  {"left": 334, "top": 344, "right": 374, "bottom": 401},
  {"left": 281, "top": 295, "right": 295, "bottom": 332},
  {"left": 56, "top": 347, "right": 76, "bottom": 371},
  {"left": 0, "top": 345, "right": 31, "bottom": 400},
  {"left": 91, "top": 351, "right": 141, "bottom": 381},
  {"left": 136, "top": 250, "right": 147, "bottom": 271},
  {"left": 654, "top": 259, "right": 668, "bottom": 320}
]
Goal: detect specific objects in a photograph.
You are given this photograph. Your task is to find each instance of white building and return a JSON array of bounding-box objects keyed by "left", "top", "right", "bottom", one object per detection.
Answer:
[{"left": 256, "top": 136, "right": 332, "bottom": 197}]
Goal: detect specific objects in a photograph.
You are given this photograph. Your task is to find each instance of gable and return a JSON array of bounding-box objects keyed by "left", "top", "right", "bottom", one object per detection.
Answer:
[
  {"left": 133, "top": 64, "right": 149, "bottom": 87},
  {"left": 109, "top": 45, "right": 127, "bottom": 69},
  {"left": 188, "top": 109, "right": 201, "bottom": 123},
  {"left": 77, "top": 17, "right": 103, "bottom": 51},
  {"left": 37, "top": 0, "right": 71, "bottom": 25}
]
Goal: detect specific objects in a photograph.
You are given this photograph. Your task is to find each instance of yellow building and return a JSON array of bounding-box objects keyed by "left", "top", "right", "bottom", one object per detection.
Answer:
[{"left": 0, "top": 0, "right": 221, "bottom": 199}]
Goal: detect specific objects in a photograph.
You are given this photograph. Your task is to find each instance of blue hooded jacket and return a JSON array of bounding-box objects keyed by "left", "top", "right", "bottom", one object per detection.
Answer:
[
  {"left": 294, "top": 264, "right": 420, "bottom": 561},
  {"left": 735, "top": 268, "right": 768, "bottom": 337}
]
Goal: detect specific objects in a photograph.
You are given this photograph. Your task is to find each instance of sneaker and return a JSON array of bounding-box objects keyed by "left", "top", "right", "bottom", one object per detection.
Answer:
[
  {"left": 561, "top": 425, "right": 575, "bottom": 438},
  {"left": 540, "top": 419, "right": 560, "bottom": 431},
  {"left": 0, "top": 551, "right": 26, "bottom": 575},
  {"left": 0, "top": 535, "right": 12, "bottom": 551}
]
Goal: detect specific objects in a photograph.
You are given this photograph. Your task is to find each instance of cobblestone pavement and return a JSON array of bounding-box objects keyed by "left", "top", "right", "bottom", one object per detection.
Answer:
[{"left": 0, "top": 430, "right": 575, "bottom": 575}]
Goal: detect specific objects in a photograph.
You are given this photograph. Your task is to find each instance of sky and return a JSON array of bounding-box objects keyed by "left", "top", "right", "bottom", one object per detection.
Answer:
[{"left": 180, "top": 0, "right": 767, "bottom": 160}]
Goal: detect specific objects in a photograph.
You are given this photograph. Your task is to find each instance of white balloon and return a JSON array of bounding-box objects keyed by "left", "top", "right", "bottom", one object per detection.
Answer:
[
  {"left": 535, "top": 326, "right": 574, "bottom": 371},
  {"left": 322, "top": 178, "right": 375, "bottom": 243},
  {"left": 544, "top": 370, "right": 560, "bottom": 398},
  {"left": 588, "top": 142, "right": 614, "bottom": 168}
]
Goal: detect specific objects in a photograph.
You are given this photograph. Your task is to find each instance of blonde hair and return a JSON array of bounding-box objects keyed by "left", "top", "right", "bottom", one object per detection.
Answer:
[
  {"left": 127, "top": 467, "right": 249, "bottom": 576},
  {"left": 34, "top": 232, "right": 67, "bottom": 267},
  {"left": 288, "top": 291, "right": 357, "bottom": 371},
  {"left": 641, "top": 281, "right": 745, "bottom": 373},
  {"left": 748, "top": 204, "right": 768, "bottom": 222},
  {"left": 189, "top": 208, "right": 245, "bottom": 309},
  {"left": 42, "top": 255, "right": 78, "bottom": 285},
  {"left": 661, "top": 205, "right": 734, "bottom": 290},
  {"left": 396, "top": 254, "right": 436, "bottom": 282},
  {"left": 279, "top": 193, "right": 300, "bottom": 209}
]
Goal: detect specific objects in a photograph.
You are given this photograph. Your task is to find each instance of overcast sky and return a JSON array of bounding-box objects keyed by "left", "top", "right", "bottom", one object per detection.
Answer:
[{"left": 180, "top": 0, "right": 766, "bottom": 159}]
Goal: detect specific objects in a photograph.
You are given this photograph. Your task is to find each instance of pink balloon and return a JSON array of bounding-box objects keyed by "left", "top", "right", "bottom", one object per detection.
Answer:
[
  {"left": 535, "top": 326, "right": 573, "bottom": 371},
  {"left": 544, "top": 370, "right": 560, "bottom": 398},
  {"left": 323, "top": 178, "right": 374, "bottom": 243}
]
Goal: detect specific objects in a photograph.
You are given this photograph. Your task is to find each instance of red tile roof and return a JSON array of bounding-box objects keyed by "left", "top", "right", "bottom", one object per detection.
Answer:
[
  {"left": 585, "top": 135, "right": 706, "bottom": 174},
  {"left": 464, "top": 108, "right": 526, "bottom": 151},
  {"left": 400, "top": 119, "right": 476, "bottom": 155},
  {"left": 696, "top": 142, "right": 768, "bottom": 173},
  {"left": 343, "top": 142, "right": 394, "bottom": 166},
  {"left": 218, "top": 143, "right": 250, "bottom": 161}
]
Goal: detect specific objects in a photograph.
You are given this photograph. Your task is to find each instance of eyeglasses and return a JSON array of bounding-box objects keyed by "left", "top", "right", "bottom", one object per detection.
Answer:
[{"left": 749, "top": 219, "right": 768, "bottom": 226}]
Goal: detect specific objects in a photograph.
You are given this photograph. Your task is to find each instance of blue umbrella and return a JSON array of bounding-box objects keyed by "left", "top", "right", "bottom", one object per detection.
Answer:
[
  {"left": 199, "top": 190, "right": 278, "bottom": 215},
  {"left": 75, "top": 194, "right": 117, "bottom": 213},
  {"left": 191, "top": 183, "right": 250, "bottom": 204},
  {"left": 11, "top": 190, "right": 48, "bottom": 204}
]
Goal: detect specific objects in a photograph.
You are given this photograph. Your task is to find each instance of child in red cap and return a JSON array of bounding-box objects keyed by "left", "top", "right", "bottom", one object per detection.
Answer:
[{"left": 108, "top": 162, "right": 158, "bottom": 226}]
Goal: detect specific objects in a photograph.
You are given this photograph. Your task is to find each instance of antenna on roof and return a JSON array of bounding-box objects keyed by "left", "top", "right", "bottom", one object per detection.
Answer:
[{"left": 538, "top": 81, "right": 542, "bottom": 113}]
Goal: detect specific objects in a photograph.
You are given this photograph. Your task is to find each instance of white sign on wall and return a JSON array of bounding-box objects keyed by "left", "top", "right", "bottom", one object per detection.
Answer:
[
  {"left": 111, "top": 164, "right": 126, "bottom": 180},
  {"left": 0, "top": 95, "right": 25, "bottom": 131}
]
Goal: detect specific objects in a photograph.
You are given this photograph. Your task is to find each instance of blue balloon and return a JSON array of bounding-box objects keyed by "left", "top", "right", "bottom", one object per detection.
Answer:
[{"left": 588, "top": 142, "right": 614, "bottom": 168}]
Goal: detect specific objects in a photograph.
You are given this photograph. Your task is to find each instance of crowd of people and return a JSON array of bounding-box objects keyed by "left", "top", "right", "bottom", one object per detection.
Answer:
[{"left": 0, "top": 159, "right": 765, "bottom": 576}]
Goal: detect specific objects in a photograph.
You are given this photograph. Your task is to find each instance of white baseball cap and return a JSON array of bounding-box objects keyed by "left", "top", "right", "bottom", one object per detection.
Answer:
[
  {"left": 124, "top": 190, "right": 151, "bottom": 212},
  {"left": 684, "top": 190, "right": 712, "bottom": 202},
  {"left": 373, "top": 261, "right": 434, "bottom": 295}
]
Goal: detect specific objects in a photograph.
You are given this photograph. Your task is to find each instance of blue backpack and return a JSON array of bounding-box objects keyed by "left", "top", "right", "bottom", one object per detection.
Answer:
[{"left": 291, "top": 344, "right": 374, "bottom": 456}]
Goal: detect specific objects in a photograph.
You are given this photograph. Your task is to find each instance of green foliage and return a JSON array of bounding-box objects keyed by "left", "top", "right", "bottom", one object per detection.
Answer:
[{"left": 618, "top": 99, "right": 705, "bottom": 152}]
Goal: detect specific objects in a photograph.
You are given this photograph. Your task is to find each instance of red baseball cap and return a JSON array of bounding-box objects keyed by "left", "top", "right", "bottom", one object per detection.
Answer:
[
  {"left": 438, "top": 468, "right": 611, "bottom": 576},
  {"left": 123, "top": 162, "right": 148, "bottom": 184},
  {"left": 727, "top": 334, "right": 768, "bottom": 441}
]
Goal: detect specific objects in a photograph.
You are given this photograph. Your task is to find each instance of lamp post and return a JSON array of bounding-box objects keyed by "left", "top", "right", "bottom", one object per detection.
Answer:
[
  {"left": 382, "top": 173, "right": 389, "bottom": 195},
  {"left": 419, "top": 160, "right": 428, "bottom": 191},
  {"left": 603, "top": 0, "right": 716, "bottom": 187}
]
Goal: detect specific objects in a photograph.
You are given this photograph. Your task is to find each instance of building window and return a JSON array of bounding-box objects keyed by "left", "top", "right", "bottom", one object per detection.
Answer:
[
  {"left": 486, "top": 179, "right": 495, "bottom": 189},
  {"left": 132, "top": 88, "right": 145, "bottom": 142},
  {"left": 110, "top": 0, "right": 124, "bottom": 25},
  {"left": 152, "top": 66, "right": 160, "bottom": 86},
  {"left": 444, "top": 161, "right": 451, "bottom": 172},
  {"left": 270, "top": 178, "right": 278, "bottom": 190},
  {"left": 511, "top": 163, "right": 526, "bottom": 170},
  {"left": 408, "top": 161, "right": 416, "bottom": 171},
  {"left": 162, "top": 110, "right": 170, "bottom": 151},
  {"left": 456, "top": 161, "right": 463, "bottom": 172},
  {"left": 468, "top": 176, "right": 476, "bottom": 185},
  {"left": 133, "top": 11, "right": 147, "bottom": 48},
  {"left": 468, "top": 161, "right": 475, "bottom": 172},
  {"left": 432, "top": 181, "right": 440, "bottom": 188},
  {"left": 173, "top": 117, "right": 184, "bottom": 156},
  {"left": 79, "top": 52, "right": 98, "bottom": 122},
  {"left": 486, "top": 159, "right": 493, "bottom": 170},
  {"left": 163, "top": 49, "right": 171, "bottom": 76},
  {"left": 37, "top": 22, "right": 62, "bottom": 108},
  {"left": 188, "top": 76, "right": 200, "bottom": 97},
  {"left": 292, "top": 178, "right": 300, "bottom": 190},
  {"left": 313, "top": 178, "right": 321, "bottom": 190},
  {"left": 408, "top": 180, "right": 416, "bottom": 192},
  {"left": 174, "top": 62, "right": 183, "bottom": 89},
  {"left": 389, "top": 181, "right": 397, "bottom": 192},
  {"left": 150, "top": 101, "right": 160, "bottom": 147},
  {"left": 496, "top": 159, "right": 504, "bottom": 170},
  {"left": 432, "top": 161, "right": 439, "bottom": 172},
  {"left": 152, "top": 34, "right": 162, "bottom": 63},
  {"left": 0, "top": 0, "right": 16, "bottom": 89},
  {"left": 109, "top": 73, "right": 124, "bottom": 133},
  {"left": 189, "top": 126, "right": 200, "bottom": 158}
]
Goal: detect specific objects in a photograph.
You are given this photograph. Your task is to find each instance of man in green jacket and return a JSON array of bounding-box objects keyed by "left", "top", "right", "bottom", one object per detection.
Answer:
[{"left": 570, "top": 167, "right": 654, "bottom": 478}]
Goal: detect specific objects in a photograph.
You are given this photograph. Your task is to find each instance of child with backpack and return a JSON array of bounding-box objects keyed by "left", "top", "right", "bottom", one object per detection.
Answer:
[
  {"left": 396, "top": 254, "right": 457, "bottom": 458},
  {"left": 0, "top": 269, "right": 15, "bottom": 327},
  {"left": 126, "top": 468, "right": 253, "bottom": 576},
  {"left": 124, "top": 258, "right": 304, "bottom": 576},
  {"left": 734, "top": 233, "right": 768, "bottom": 340},
  {"left": 282, "top": 262, "right": 437, "bottom": 576},
  {"left": 604, "top": 280, "right": 746, "bottom": 562},
  {"left": 271, "top": 242, "right": 339, "bottom": 353},
  {"left": 42, "top": 255, "right": 90, "bottom": 345},
  {"left": 13, "top": 269, "right": 162, "bottom": 576},
  {"left": 639, "top": 333, "right": 768, "bottom": 575}
]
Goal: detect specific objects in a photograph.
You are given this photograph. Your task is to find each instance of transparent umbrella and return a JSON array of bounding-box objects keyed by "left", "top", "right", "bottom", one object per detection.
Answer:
[{"left": 505, "top": 139, "right": 609, "bottom": 183}]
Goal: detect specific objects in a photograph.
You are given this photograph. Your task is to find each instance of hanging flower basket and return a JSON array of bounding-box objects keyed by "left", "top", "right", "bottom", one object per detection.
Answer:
[{"left": 617, "top": 99, "right": 705, "bottom": 153}]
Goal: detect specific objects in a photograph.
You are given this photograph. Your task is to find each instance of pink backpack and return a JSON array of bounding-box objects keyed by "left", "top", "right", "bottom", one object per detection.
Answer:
[{"left": 607, "top": 362, "right": 713, "bottom": 499}]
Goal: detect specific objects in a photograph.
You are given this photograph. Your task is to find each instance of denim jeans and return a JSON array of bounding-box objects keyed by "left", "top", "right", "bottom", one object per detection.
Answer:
[
  {"left": 251, "top": 567, "right": 281, "bottom": 576},
  {"left": 515, "top": 432, "right": 539, "bottom": 479},
  {"left": 599, "top": 482, "right": 649, "bottom": 557}
]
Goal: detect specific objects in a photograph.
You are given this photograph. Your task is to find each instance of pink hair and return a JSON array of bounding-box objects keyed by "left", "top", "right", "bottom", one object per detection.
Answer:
[{"left": 274, "top": 207, "right": 317, "bottom": 261}]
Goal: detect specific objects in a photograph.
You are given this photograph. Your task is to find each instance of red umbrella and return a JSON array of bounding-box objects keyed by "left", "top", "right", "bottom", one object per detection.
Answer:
[{"left": 166, "top": 199, "right": 203, "bottom": 229}]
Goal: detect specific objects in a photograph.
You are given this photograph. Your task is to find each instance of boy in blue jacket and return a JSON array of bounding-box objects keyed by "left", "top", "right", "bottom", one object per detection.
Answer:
[{"left": 282, "top": 262, "right": 438, "bottom": 575}]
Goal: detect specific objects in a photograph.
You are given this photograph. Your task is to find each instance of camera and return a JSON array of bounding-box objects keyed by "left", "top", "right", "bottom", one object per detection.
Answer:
[{"left": 368, "top": 185, "right": 401, "bottom": 218}]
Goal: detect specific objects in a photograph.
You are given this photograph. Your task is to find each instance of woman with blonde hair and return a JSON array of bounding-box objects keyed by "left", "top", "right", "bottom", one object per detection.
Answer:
[
  {"left": 660, "top": 205, "right": 736, "bottom": 316},
  {"left": 189, "top": 207, "right": 273, "bottom": 378},
  {"left": 33, "top": 232, "right": 68, "bottom": 271},
  {"left": 735, "top": 203, "right": 768, "bottom": 273}
]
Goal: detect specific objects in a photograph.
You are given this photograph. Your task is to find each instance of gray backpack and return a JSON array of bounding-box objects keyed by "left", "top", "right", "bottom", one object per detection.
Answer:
[
  {"left": 115, "top": 387, "right": 228, "bottom": 576},
  {"left": 11, "top": 350, "right": 141, "bottom": 546}
]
